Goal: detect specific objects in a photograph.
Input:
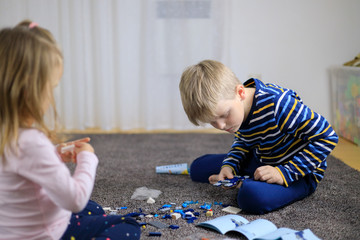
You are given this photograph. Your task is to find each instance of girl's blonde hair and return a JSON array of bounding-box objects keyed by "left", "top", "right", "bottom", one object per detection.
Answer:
[
  {"left": 0, "top": 20, "right": 63, "bottom": 159},
  {"left": 179, "top": 60, "right": 241, "bottom": 126}
]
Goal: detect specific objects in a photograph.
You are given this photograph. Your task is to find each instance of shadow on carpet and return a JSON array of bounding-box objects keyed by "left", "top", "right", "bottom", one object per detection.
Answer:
[{"left": 65, "top": 133, "right": 360, "bottom": 240}]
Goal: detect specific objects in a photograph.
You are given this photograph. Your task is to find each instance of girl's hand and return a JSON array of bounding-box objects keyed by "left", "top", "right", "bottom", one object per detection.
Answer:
[
  {"left": 57, "top": 138, "right": 91, "bottom": 163},
  {"left": 74, "top": 142, "right": 94, "bottom": 154},
  {"left": 254, "top": 165, "right": 284, "bottom": 185}
]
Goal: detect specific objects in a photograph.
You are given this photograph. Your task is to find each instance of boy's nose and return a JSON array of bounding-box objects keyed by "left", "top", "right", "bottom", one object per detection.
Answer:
[{"left": 213, "top": 120, "right": 226, "bottom": 130}]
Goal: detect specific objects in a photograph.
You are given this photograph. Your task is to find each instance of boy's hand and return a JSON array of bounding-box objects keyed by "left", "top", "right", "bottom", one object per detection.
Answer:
[
  {"left": 209, "top": 174, "right": 220, "bottom": 185},
  {"left": 254, "top": 166, "right": 284, "bottom": 185},
  {"left": 209, "top": 166, "right": 234, "bottom": 184},
  {"left": 210, "top": 167, "right": 245, "bottom": 189},
  {"left": 57, "top": 138, "right": 91, "bottom": 163},
  {"left": 218, "top": 166, "right": 234, "bottom": 181}
]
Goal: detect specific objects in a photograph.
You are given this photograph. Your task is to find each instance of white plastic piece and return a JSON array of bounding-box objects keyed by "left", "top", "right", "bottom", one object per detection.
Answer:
[
  {"left": 184, "top": 211, "right": 194, "bottom": 217},
  {"left": 61, "top": 144, "right": 75, "bottom": 154},
  {"left": 147, "top": 197, "right": 156, "bottom": 204},
  {"left": 171, "top": 212, "right": 181, "bottom": 220},
  {"left": 130, "top": 186, "right": 162, "bottom": 200},
  {"left": 222, "top": 206, "right": 241, "bottom": 214}
]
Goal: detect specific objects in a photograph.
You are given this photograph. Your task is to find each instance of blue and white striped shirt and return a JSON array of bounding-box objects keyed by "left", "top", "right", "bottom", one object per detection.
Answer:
[{"left": 223, "top": 79, "right": 338, "bottom": 187}]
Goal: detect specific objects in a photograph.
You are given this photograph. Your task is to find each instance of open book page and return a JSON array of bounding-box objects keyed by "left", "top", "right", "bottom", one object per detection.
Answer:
[
  {"left": 254, "top": 227, "right": 297, "bottom": 240},
  {"left": 280, "top": 229, "right": 321, "bottom": 240},
  {"left": 198, "top": 215, "right": 321, "bottom": 240},
  {"left": 197, "top": 214, "right": 250, "bottom": 235},
  {"left": 230, "top": 219, "right": 277, "bottom": 240}
]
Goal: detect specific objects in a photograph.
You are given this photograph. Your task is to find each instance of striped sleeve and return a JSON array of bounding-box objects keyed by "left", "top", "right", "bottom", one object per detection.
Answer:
[
  {"left": 274, "top": 91, "right": 338, "bottom": 187},
  {"left": 222, "top": 138, "right": 250, "bottom": 175}
]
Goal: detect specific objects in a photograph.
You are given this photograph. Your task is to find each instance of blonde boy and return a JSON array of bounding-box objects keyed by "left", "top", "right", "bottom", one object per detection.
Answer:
[{"left": 179, "top": 60, "right": 338, "bottom": 214}]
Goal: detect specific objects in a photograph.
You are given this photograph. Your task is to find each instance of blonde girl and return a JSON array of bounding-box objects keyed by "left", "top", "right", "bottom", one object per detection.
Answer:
[{"left": 0, "top": 21, "right": 140, "bottom": 240}]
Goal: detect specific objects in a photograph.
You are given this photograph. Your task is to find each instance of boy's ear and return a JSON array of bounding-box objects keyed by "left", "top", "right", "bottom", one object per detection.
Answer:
[{"left": 236, "top": 84, "right": 246, "bottom": 99}]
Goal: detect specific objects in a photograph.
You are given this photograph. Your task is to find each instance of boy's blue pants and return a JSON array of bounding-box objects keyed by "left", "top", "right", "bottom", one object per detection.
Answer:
[
  {"left": 61, "top": 200, "right": 140, "bottom": 240},
  {"left": 190, "top": 154, "right": 318, "bottom": 214}
]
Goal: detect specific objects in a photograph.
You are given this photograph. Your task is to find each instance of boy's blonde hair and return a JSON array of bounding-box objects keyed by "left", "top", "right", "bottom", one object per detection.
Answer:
[
  {"left": 179, "top": 60, "right": 241, "bottom": 125},
  {"left": 0, "top": 20, "right": 63, "bottom": 159}
]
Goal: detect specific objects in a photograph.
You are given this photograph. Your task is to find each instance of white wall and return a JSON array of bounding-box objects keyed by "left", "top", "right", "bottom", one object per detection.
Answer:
[
  {"left": 222, "top": 0, "right": 360, "bottom": 123},
  {"left": 0, "top": 0, "right": 359, "bottom": 130}
]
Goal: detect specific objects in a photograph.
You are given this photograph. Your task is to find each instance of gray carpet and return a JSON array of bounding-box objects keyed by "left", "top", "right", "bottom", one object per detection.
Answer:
[{"left": 65, "top": 133, "right": 360, "bottom": 240}]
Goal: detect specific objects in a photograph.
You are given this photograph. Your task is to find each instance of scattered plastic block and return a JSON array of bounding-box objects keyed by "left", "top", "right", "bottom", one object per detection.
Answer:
[
  {"left": 206, "top": 210, "right": 213, "bottom": 217},
  {"left": 159, "top": 207, "right": 171, "bottom": 212},
  {"left": 160, "top": 204, "right": 172, "bottom": 209},
  {"left": 184, "top": 211, "right": 195, "bottom": 217},
  {"left": 125, "top": 212, "right": 141, "bottom": 218},
  {"left": 222, "top": 206, "right": 241, "bottom": 214},
  {"left": 187, "top": 217, "right": 198, "bottom": 223},
  {"left": 162, "top": 214, "right": 171, "bottom": 219},
  {"left": 169, "top": 224, "right": 180, "bottom": 229},
  {"left": 181, "top": 200, "right": 199, "bottom": 208},
  {"left": 149, "top": 232, "right": 162, "bottom": 237},
  {"left": 173, "top": 209, "right": 185, "bottom": 218},
  {"left": 171, "top": 212, "right": 181, "bottom": 220},
  {"left": 199, "top": 203, "right": 212, "bottom": 210},
  {"left": 147, "top": 197, "right": 156, "bottom": 204},
  {"left": 116, "top": 207, "right": 127, "bottom": 210}
]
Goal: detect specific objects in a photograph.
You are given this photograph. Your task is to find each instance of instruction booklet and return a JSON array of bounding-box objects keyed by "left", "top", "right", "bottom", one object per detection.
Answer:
[{"left": 197, "top": 214, "right": 320, "bottom": 240}]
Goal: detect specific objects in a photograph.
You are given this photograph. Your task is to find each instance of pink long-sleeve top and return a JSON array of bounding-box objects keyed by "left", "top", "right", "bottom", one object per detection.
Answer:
[{"left": 0, "top": 128, "right": 99, "bottom": 239}]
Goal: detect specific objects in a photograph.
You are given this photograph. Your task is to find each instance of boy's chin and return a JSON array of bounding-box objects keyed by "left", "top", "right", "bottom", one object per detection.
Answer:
[{"left": 225, "top": 128, "right": 238, "bottom": 134}]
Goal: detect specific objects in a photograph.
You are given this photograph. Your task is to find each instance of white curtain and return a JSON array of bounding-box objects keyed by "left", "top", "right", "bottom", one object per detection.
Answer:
[{"left": 0, "top": 0, "right": 230, "bottom": 131}]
